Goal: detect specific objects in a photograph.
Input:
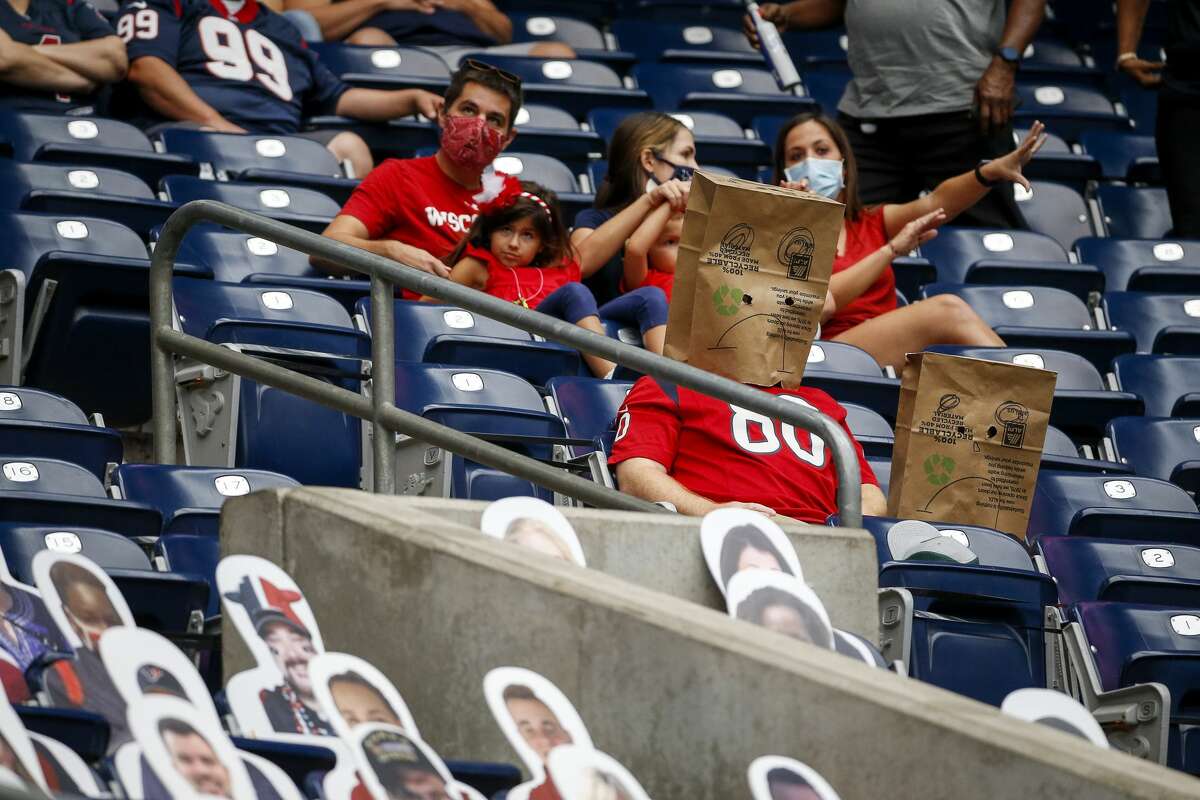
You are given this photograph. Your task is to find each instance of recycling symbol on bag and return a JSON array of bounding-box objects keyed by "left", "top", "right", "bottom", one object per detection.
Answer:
[
  {"left": 713, "top": 285, "right": 743, "bottom": 316},
  {"left": 923, "top": 454, "right": 955, "bottom": 486}
]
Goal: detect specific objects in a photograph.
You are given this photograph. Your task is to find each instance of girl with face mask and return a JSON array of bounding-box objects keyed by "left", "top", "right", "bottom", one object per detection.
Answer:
[{"left": 771, "top": 112, "right": 1046, "bottom": 370}]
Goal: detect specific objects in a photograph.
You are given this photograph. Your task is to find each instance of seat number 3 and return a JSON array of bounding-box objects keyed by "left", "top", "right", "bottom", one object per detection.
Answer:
[
  {"left": 730, "top": 396, "right": 827, "bottom": 467},
  {"left": 199, "top": 16, "right": 292, "bottom": 101}
]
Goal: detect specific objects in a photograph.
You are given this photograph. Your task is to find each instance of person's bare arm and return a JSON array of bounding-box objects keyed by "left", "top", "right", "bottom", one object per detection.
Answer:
[
  {"left": 622, "top": 202, "right": 673, "bottom": 291},
  {"left": 572, "top": 180, "right": 689, "bottom": 278},
  {"left": 861, "top": 483, "right": 887, "bottom": 517},
  {"left": 439, "top": 0, "right": 510, "bottom": 42},
  {"left": 1116, "top": 0, "right": 1163, "bottom": 86},
  {"left": 828, "top": 209, "right": 944, "bottom": 308},
  {"left": 0, "top": 28, "right": 97, "bottom": 93},
  {"left": 420, "top": 256, "right": 487, "bottom": 301},
  {"left": 315, "top": 214, "right": 451, "bottom": 277},
  {"left": 743, "top": 0, "right": 846, "bottom": 46},
  {"left": 335, "top": 87, "right": 442, "bottom": 121},
  {"left": 289, "top": 0, "right": 436, "bottom": 43},
  {"left": 34, "top": 36, "right": 127, "bottom": 83},
  {"left": 126, "top": 56, "right": 245, "bottom": 131},
  {"left": 615, "top": 458, "right": 776, "bottom": 516},
  {"left": 975, "top": 0, "right": 1045, "bottom": 131}
]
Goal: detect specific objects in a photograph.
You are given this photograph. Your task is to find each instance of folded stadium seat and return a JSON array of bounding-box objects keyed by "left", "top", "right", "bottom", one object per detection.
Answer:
[
  {"left": 390, "top": 363, "right": 567, "bottom": 501},
  {"left": 301, "top": 114, "right": 438, "bottom": 164},
  {"left": 1075, "top": 237, "right": 1200, "bottom": 293},
  {"left": 545, "top": 375, "right": 632, "bottom": 458},
  {"left": 923, "top": 346, "right": 1142, "bottom": 438},
  {"left": 156, "top": 130, "right": 360, "bottom": 205},
  {"left": 1113, "top": 354, "right": 1200, "bottom": 417},
  {"left": 1107, "top": 417, "right": 1200, "bottom": 493},
  {"left": 1094, "top": 184, "right": 1173, "bottom": 239},
  {"left": 1017, "top": 38, "right": 1103, "bottom": 87},
  {"left": 588, "top": 107, "right": 771, "bottom": 176},
  {"left": 632, "top": 63, "right": 818, "bottom": 127},
  {"left": 306, "top": 43, "right": 452, "bottom": 91},
  {"left": 357, "top": 300, "right": 582, "bottom": 387},
  {"left": 171, "top": 225, "right": 369, "bottom": 314},
  {"left": 16, "top": 707, "right": 109, "bottom": 764},
  {"left": 1103, "top": 292, "right": 1200, "bottom": 355},
  {"left": 918, "top": 226, "right": 1101, "bottom": 298},
  {"left": 610, "top": 19, "right": 762, "bottom": 66},
  {"left": 841, "top": 403, "right": 892, "bottom": 458},
  {"left": 508, "top": 13, "right": 631, "bottom": 70},
  {"left": 0, "top": 523, "right": 208, "bottom": 636},
  {"left": 626, "top": 0, "right": 745, "bottom": 27},
  {"left": 509, "top": 104, "right": 604, "bottom": 174},
  {"left": 0, "top": 387, "right": 122, "bottom": 480},
  {"left": 800, "top": 341, "right": 900, "bottom": 423},
  {"left": 920, "top": 283, "right": 1135, "bottom": 372},
  {"left": 798, "top": 68, "right": 851, "bottom": 115},
  {"left": 0, "top": 112, "right": 199, "bottom": 188},
  {"left": 1012, "top": 180, "right": 1097, "bottom": 251},
  {"left": 171, "top": 278, "right": 366, "bottom": 487},
  {"left": 845, "top": 515, "right": 1058, "bottom": 706},
  {"left": 113, "top": 464, "right": 301, "bottom": 536},
  {"left": 1013, "top": 83, "right": 1130, "bottom": 142},
  {"left": 0, "top": 161, "right": 178, "bottom": 238},
  {"left": 1070, "top": 602, "right": 1200, "bottom": 773},
  {"left": 1079, "top": 130, "right": 1159, "bottom": 183},
  {"left": 1019, "top": 126, "right": 1100, "bottom": 189},
  {"left": 781, "top": 27, "right": 848, "bottom": 70},
  {"left": 154, "top": 534, "right": 220, "bottom": 619},
  {"left": 159, "top": 176, "right": 340, "bottom": 234},
  {"left": 490, "top": 152, "right": 594, "bottom": 221},
  {"left": 1027, "top": 471, "right": 1200, "bottom": 546},
  {"left": 1037, "top": 536, "right": 1200, "bottom": 607},
  {"left": 1039, "top": 423, "right": 1125, "bottom": 474},
  {"left": 455, "top": 55, "right": 650, "bottom": 119}
]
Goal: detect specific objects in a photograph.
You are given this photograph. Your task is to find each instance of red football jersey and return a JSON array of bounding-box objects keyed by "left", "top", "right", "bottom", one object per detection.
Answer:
[
  {"left": 466, "top": 243, "right": 581, "bottom": 308},
  {"left": 609, "top": 378, "right": 877, "bottom": 523},
  {"left": 821, "top": 206, "right": 897, "bottom": 338}
]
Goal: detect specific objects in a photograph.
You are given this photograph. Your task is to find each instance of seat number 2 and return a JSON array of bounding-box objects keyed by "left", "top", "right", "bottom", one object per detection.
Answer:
[{"left": 730, "top": 396, "right": 827, "bottom": 467}]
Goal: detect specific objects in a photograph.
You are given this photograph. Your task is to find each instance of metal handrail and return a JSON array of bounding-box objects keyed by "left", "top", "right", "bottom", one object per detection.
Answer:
[{"left": 150, "top": 201, "right": 863, "bottom": 527}]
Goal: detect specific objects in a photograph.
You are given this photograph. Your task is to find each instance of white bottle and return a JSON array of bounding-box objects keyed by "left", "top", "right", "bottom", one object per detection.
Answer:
[{"left": 747, "top": 1, "right": 803, "bottom": 91}]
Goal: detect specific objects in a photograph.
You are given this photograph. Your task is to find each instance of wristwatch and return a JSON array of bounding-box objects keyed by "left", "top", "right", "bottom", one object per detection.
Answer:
[
  {"left": 974, "top": 160, "right": 1000, "bottom": 188},
  {"left": 997, "top": 46, "right": 1021, "bottom": 65}
]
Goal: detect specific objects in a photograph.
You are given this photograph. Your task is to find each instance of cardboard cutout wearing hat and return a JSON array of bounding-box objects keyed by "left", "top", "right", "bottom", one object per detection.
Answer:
[
  {"left": 100, "top": 626, "right": 221, "bottom": 720},
  {"left": 747, "top": 755, "right": 842, "bottom": 800},
  {"left": 352, "top": 724, "right": 482, "bottom": 800},
  {"left": 32, "top": 551, "right": 136, "bottom": 752},
  {"left": 483, "top": 667, "right": 594, "bottom": 800}
]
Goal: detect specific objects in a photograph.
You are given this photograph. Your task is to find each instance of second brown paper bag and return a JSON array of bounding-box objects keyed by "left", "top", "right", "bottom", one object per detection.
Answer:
[
  {"left": 665, "top": 171, "right": 842, "bottom": 388},
  {"left": 887, "top": 352, "right": 1056, "bottom": 539}
]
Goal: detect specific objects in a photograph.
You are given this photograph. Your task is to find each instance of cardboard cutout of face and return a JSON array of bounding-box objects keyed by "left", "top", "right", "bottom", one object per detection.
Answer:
[
  {"left": 0, "top": 549, "right": 66, "bottom": 671},
  {"left": 353, "top": 724, "right": 478, "bottom": 800},
  {"left": 310, "top": 652, "right": 419, "bottom": 743},
  {"left": 100, "top": 626, "right": 221, "bottom": 719},
  {"left": 483, "top": 666, "right": 593, "bottom": 792},
  {"left": 0, "top": 690, "right": 49, "bottom": 793},
  {"left": 32, "top": 551, "right": 134, "bottom": 653},
  {"left": 480, "top": 498, "right": 587, "bottom": 567},
  {"left": 114, "top": 743, "right": 309, "bottom": 800},
  {"left": 129, "top": 695, "right": 256, "bottom": 800},
  {"left": 700, "top": 509, "right": 802, "bottom": 596},
  {"left": 725, "top": 569, "right": 835, "bottom": 650},
  {"left": 747, "top": 756, "right": 841, "bottom": 800},
  {"left": 28, "top": 732, "right": 105, "bottom": 798},
  {"left": 546, "top": 746, "right": 650, "bottom": 800}
]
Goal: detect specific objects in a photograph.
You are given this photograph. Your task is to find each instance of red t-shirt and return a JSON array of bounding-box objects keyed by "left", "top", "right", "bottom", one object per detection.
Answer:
[
  {"left": 822, "top": 206, "right": 896, "bottom": 339},
  {"left": 621, "top": 268, "right": 674, "bottom": 303},
  {"left": 465, "top": 244, "right": 581, "bottom": 308},
  {"left": 609, "top": 378, "right": 876, "bottom": 524}
]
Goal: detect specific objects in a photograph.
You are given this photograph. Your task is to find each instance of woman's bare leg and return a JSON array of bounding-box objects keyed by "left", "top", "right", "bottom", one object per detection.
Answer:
[
  {"left": 832, "top": 294, "right": 1004, "bottom": 370},
  {"left": 641, "top": 324, "right": 666, "bottom": 355}
]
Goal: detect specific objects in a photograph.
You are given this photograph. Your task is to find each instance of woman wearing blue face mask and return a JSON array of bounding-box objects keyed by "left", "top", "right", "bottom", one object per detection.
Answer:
[{"left": 772, "top": 112, "right": 1046, "bottom": 370}]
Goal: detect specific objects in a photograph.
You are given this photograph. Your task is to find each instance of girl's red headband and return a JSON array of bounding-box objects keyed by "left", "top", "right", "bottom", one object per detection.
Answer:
[{"left": 472, "top": 170, "right": 552, "bottom": 218}]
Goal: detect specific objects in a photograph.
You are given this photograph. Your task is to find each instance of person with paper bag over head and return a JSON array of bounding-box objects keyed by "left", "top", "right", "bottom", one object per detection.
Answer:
[
  {"left": 610, "top": 171, "right": 887, "bottom": 523},
  {"left": 888, "top": 352, "right": 1055, "bottom": 539}
]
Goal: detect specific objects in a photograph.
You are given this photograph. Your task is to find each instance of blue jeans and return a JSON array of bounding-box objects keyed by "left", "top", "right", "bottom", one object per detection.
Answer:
[{"left": 537, "top": 283, "right": 668, "bottom": 334}]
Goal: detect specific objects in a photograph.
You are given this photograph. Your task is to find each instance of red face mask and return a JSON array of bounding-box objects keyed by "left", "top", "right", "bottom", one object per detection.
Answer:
[{"left": 439, "top": 114, "right": 505, "bottom": 173}]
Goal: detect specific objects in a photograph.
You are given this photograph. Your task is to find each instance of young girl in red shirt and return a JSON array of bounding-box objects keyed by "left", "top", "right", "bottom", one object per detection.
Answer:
[
  {"left": 621, "top": 203, "right": 681, "bottom": 303},
  {"left": 429, "top": 174, "right": 669, "bottom": 378}
]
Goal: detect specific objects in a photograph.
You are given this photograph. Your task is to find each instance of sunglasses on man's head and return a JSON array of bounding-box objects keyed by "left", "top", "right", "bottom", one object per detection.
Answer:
[{"left": 462, "top": 59, "right": 522, "bottom": 88}]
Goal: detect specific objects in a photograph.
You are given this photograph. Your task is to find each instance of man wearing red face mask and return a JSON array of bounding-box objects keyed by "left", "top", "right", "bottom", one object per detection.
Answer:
[{"left": 315, "top": 58, "right": 520, "bottom": 288}]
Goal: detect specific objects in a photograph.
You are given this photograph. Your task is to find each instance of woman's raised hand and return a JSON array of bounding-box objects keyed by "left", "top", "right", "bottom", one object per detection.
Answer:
[
  {"left": 781, "top": 179, "right": 809, "bottom": 192},
  {"left": 889, "top": 208, "right": 946, "bottom": 255},
  {"left": 981, "top": 120, "right": 1047, "bottom": 191},
  {"left": 648, "top": 178, "right": 691, "bottom": 212}
]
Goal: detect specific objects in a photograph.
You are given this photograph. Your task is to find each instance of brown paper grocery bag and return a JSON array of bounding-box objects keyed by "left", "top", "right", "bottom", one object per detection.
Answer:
[
  {"left": 664, "top": 171, "right": 842, "bottom": 387},
  {"left": 887, "top": 352, "right": 1056, "bottom": 540}
]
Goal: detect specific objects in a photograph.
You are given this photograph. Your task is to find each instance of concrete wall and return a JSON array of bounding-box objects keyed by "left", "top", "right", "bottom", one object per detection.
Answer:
[{"left": 221, "top": 489, "right": 1199, "bottom": 799}]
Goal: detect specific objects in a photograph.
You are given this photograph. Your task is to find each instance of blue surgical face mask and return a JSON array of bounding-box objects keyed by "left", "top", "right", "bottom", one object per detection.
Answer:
[{"left": 785, "top": 157, "right": 845, "bottom": 199}]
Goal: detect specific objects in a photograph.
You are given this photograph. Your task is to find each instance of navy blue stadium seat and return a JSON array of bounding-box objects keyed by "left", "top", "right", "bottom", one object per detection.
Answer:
[
  {"left": 508, "top": 13, "right": 608, "bottom": 52},
  {"left": 1013, "top": 83, "right": 1130, "bottom": 141},
  {"left": 632, "top": 63, "right": 818, "bottom": 126},
  {"left": 1019, "top": 38, "right": 1102, "bottom": 87},
  {"left": 626, "top": 0, "right": 744, "bottom": 27},
  {"left": 546, "top": 375, "right": 631, "bottom": 458},
  {"left": 588, "top": 108, "right": 770, "bottom": 173},
  {"left": 1028, "top": 471, "right": 1200, "bottom": 546},
  {"left": 918, "top": 227, "right": 1100, "bottom": 299},
  {"left": 1107, "top": 417, "right": 1200, "bottom": 492},
  {"left": 1113, "top": 354, "right": 1200, "bottom": 417},
  {"left": 611, "top": 20, "right": 760, "bottom": 65},
  {"left": 154, "top": 535, "right": 221, "bottom": 619},
  {"left": 842, "top": 403, "right": 892, "bottom": 458},
  {"left": 490, "top": 153, "right": 593, "bottom": 221},
  {"left": 306, "top": 43, "right": 451, "bottom": 90},
  {"left": 1038, "top": 537, "right": 1200, "bottom": 607},
  {"left": 160, "top": 177, "right": 340, "bottom": 234},
  {"left": 800, "top": 341, "right": 900, "bottom": 423},
  {"left": 16, "top": 707, "right": 108, "bottom": 764},
  {"left": 114, "top": 464, "right": 301, "bottom": 536},
  {"left": 791, "top": 68, "right": 848, "bottom": 113},
  {"left": 1075, "top": 237, "right": 1200, "bottom": 293},
  {"left": 1118, "top": 84, "right": 1159, "bottom": 134},
  {"left": 1019, "top": 126, "right": 1100, "bottom": 188},
  {"left": 851, "top": 515, "right": 1057, "bottom": 706},
  {"left": 0, "top": 455, "right": 105, "bottom": 496},
  {"left": 510, "top": 104, "right": 603, "bottom": 172},
  {"left": 781, "top": 27, "right": 848, "bottom": 68},
  {"left": 1080, "top": 130, "right": 1159, "bottom": 182},
  {"left": 458, "top": 56, "right": 650, "bottom": 118},
  {"left": 1095, "top": 185, "right": 1173, "bottom": 239},
  {"left": 1013, "top": 180, "right": 1095, "bottom": 251},
  {"left": 0, "top": 161, "right": 177, "bottom": 238},
  {"left": 921, "top": 283, "right": 1135, "bottom": 371},
  {"left": 0, "top": 387, "right": 122, "bottom": 480},
  {"left": 156, "top": 130, "right": 359, "bottom": 205},
  {"left": 924, "top": 346, "right": 1142, "bottom": 437},
  {"left": 1103, "top": 292, "right": 1200, "bottom": 355},
  {"left": 0, "top": 112, "right": 198, "bottom": 188}
]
